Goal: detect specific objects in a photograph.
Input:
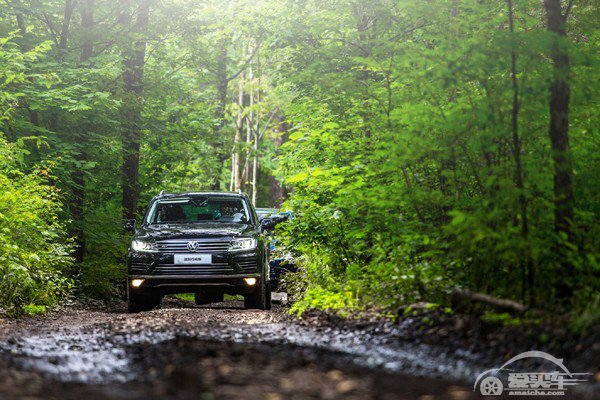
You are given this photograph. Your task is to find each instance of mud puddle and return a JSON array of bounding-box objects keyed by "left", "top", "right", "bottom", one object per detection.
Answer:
[
  {"left": 0, "top": 300, "right": 596, "bottom": 399},
  {"left": 1, "top": 313, "right": 482, "bottom": 384}
]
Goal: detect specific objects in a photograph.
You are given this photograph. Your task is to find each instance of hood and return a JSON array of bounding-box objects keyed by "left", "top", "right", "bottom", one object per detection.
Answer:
[{"left": 134, "top": 223, "right": 257, "bottom": 241}]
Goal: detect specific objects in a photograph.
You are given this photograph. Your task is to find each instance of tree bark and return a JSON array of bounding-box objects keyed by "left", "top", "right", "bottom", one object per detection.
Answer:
[
  {"left": 545, "top": 0, "right": 574, "bottom": 245},
  {"left": 120, "top": 0, "right": 150, "bottom": 220},
  {"left": 212, "top": 37, "right": 229, "bottom": 190},
  {"left": 70, "top": 0, "right": 94, "bottom": 263},
  {"left": 10, "top": 0, "right": 27, "bottom": 36},
  {"left": 268, "top": 113, "right": 288, "bottom": 207},
  {"left": 79, "top": 0, "right": 93, "bottom": 61},
  {"left": 48, "top": 0, "right": 76, "bottom": 144},
  {"left": 214, "top": 39, "right": 229, "bottom": 125},
  {"left": 252, "top": 130, "right": 258, "bottom": 205},
  {"left": 507, "top": 0, "right": 534, "bottom": 304},
  {"left": 243, "top": 65, "right": 254, "bottom": 195},
  {"left": 251, "top": 59, "right": 261, "bottom": 205},
  {"left": 232, "top": 70, "right": 245, "bottom": 192},
  {"left": 59, "top": 0, "right": 75, "bottom": 52}
]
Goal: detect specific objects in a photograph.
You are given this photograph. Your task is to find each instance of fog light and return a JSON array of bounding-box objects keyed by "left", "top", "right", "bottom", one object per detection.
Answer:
[
  {"left": 131, "top": 279, "right": 145, "bottom": 288},
  {"left": 244, "top": 278, "right": 257, "bottom": 286}
]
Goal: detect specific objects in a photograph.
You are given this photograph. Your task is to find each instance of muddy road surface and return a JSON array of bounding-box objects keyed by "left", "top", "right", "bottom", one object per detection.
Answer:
[{"left": 0, "top": 298, "right": 596, "bottom": 400}]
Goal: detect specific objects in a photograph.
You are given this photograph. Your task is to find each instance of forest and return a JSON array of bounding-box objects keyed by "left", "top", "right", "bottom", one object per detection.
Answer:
[{"left": 0, "top": 0, "right": 598, "bottom": 330}]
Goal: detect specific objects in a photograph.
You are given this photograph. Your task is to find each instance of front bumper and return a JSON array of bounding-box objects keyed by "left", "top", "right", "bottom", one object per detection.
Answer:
[
  {"left": 127, "top": 246, "right": 265, "bottom": 295},
  {"left": 128, "top": 273, "right": 262, "bottom": 295}
]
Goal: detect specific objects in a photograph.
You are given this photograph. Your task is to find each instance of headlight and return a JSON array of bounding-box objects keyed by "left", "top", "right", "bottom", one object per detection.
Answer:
[
  {"left": 229, "top": 238, "right": 257, "bottom": 252},
  {"left": 131, "top": 240, "right": 158, "bottom": 253}
]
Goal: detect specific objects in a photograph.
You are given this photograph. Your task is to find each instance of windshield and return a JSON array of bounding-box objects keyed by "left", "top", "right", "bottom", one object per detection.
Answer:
[
  {"left": 146, "top": 196, "right": 251, "bottom": 225},
  {"left": 256, "top": 208, "right": 278, "bottom": 221}
]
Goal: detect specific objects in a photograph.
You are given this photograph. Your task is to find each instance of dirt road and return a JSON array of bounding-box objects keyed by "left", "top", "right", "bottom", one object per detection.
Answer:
[{"left": 0, "top": 298, "right": 596, "bottom": 400}]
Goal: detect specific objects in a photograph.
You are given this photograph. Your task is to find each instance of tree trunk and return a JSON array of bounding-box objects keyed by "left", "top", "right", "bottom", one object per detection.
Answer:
[
  {"left": 268, "top": 114, "right": 288, "bottom": 207},
  {"left": 232, "top": 70, "right": 245, "bottom": 192},
  {"left": 120, "top": 0, "right": 150, "bottom": 220},
  {"left": 11, "top": 1, "right": 40, "bottom": 153},
  {"left": 243, "top": 65, "right": 254, "bottom": 195},
  {"left": 59, "top": 0, "right": 74, "bottom": 53},
  {"left": 507, "top": 0, "right": 534, "bottom": 304},
  {"left": 212, "top": 38, "right": 229, "bottom": 190},
  {"left": 251, "top": 59, "right": 261, "bottom": 206},
  {"left": 214, "top": 39, "right": 228, "bottom": 125},
  {"left": 12, "top": 0, "right": 27, "bottom": 36},
  {"left": 545, "top": 0, "right": 574, "bottom": 245},
  {"left": 79, "top": 0, "right": 93, "bottom": 61},
  {"left": 48, "top": 0, "right": 76, "bottom": 147},
  {"left": 352, "top": 1, "right": 373, "bottom": 139},
  {"left": 252, "top": 133, "right": 258, "bottom": 205},
  {"left": 70, "top": 0, "right": 93, "bottom": 263}
]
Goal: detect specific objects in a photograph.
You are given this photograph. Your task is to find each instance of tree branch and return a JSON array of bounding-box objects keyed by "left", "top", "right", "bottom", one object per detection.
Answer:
[
  {"left": 41, "top": 12, "right": 60, "bottom": 47},
  {"left": 258, "top": 107, "right": 279, "bottom": 140},
  {"left": 452, "top": 288, "right": 527, "bottom": 313},
  {"left": 226, "top": 41, "right": 262, "bottom": 83}
]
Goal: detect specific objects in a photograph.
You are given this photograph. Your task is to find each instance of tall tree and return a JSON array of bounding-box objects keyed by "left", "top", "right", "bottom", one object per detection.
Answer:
[
  {"left": 232, "top": 69, "right": 245, "bottom": 192},
  {"left": 507, "top": 0, "right": 533, "bottom": 303},
  {"left": 58, "top": 0, "right": 75, "bottom": 52},
  {"left": 71, "top": 0, "right": 94, "bottom": 263},
  {"left": 120, "top": 0, "right": 150, "bottom": 220},
  {"left": 545, "top": 0, "right": 574, "bottom": 245}
]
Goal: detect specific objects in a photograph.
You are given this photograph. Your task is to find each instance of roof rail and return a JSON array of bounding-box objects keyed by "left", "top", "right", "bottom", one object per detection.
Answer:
[{"left": 159, "top": 190, "right": 168, "bottom": 196}]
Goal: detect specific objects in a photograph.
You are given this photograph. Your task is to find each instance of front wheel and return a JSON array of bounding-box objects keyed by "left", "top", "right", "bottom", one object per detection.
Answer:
[
  {"left": 127, "top": 286, "right": 162, "bottom": 313},
  {"left": 244, "top": 281, "right": 271, "bottom": 310}
]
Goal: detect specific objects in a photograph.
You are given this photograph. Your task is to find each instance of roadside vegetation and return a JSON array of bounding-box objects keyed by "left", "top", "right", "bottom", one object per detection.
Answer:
[
  {"left": 0, "top": 138, "right": 73, "bottom": 316},
  {"left": 0, "top": 0, "right": 598, "bottom": 331}
]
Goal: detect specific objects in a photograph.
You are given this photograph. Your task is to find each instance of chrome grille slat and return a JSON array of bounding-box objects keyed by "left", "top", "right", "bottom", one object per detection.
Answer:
[
  {"left": 235, "top": 260, "right": 258, "bottom": 272},
  {"left": 130, "top": 261, "right": 151, "bottom": 273},
  {"left": 156, "top": 239, "right": 230, "bottom": 253}
]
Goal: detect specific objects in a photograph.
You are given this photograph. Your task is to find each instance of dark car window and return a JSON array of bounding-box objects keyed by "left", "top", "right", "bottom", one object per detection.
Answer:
[
  {"left": 147, "top": 197, "right": 251, "bottom": 224},
  {"left": 256, "top": 208, "right": 278, "bottom": 222}
]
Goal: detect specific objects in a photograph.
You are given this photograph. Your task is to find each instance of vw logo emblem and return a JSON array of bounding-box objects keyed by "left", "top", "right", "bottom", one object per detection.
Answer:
[{"left": 187, "top": 241, "right": 200, "bottom": 252}]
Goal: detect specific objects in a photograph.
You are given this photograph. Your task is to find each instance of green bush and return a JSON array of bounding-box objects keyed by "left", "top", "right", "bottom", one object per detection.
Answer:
[
  {"left": 77, "top": 199, "right": 128, "bottom": 300},
  {"left": 0, "top": 138, "right": 74, "bottom": 316}
]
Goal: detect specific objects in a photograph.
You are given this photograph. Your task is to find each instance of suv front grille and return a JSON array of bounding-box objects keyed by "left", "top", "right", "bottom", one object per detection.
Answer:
[
  {"left": 156, "top": 239, "right": 230, "bottom": 253},
  {"left": 236, "top": 260, "right": 258, "bottom": 272},
  {"left": 130, "top": 260, "right": 152, "bottom": 274}
]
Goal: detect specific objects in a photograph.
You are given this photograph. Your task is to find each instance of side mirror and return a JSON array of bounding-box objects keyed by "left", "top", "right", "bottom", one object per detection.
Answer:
[
  {"left": 260, "top": 218, "right": 275, "bottom": 234},
  {"left": 123, "top": 219, "right": 136, "bottom": 232},
  {"left": 261, "top": 218, "right": 276, "bottom": 229}
]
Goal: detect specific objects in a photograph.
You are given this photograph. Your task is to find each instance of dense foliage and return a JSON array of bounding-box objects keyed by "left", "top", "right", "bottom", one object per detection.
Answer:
[
  {"left": 275, "top": 0, "right": 599, "bottom": 318},
  {"left": 0, "top": 137, "right": 73, "bottom": 316},
  {"left": 0, "top": 1, "right": 597, "bottom": 323}
]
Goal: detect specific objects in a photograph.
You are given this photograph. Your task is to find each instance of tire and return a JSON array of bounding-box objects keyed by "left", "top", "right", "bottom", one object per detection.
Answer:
[
  {"left": 244, "top": 281, "right": 272, "bottom": 310},
  {"left": 127, "top": 286, "right": 162, "bottom": 313},
  {"left": 194, "top": 291, "right": 224, "bottom": 305},
  {"left": 265, "top": 282, "right": 272, "bottom": 310}
]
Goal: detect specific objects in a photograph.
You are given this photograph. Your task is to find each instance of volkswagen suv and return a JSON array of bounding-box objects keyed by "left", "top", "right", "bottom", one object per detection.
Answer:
[{"left": 124, "top": 191, "right": 271, "bottom": 312}]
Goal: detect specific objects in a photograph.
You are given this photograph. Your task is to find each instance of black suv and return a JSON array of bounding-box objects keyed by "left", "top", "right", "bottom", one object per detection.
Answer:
[{"left": 124, "top": 191, "right": 271, "bottom": 312}]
